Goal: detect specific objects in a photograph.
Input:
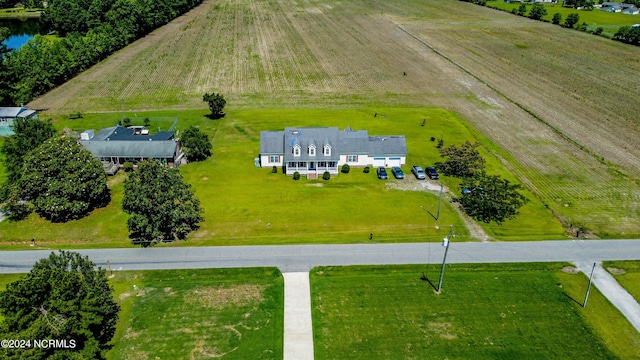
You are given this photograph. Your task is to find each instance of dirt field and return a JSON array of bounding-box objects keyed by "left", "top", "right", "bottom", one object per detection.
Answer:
[{"left": 29, "top": 0, "right": 640, "bottom": 236}]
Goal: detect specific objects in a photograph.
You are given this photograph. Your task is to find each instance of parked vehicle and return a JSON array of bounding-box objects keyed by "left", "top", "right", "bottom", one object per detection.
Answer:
[
  {"left": 391, "top": 166, "right": 404, "bottom": 179},
  {"left": 377, "top": 167, "right": 388, "bottom": 180},
  {"left": 426, "top": 167, "right": 439, "bottom": 180},
  {"left": 411, "top": 166, "right": 426, "bottom": 180}
]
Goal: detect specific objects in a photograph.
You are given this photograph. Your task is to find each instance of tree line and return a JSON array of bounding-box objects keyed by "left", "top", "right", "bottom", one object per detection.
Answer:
[
  {"left": 462, "top": 0, "right": 640, "bottom": 47},
  {"left": 0, "top": 0, "right": 204, "bottom": 106}
]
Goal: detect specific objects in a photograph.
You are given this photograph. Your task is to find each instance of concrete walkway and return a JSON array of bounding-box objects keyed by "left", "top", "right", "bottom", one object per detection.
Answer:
[
  {"left": 575, "top": 261, "right": 640, "bottom": 333},
  {"left": 283, "top": 272, "right": 314, "bottom": 360}
]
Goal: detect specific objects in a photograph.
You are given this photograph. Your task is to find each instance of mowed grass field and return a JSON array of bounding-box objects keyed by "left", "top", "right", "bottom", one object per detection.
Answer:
[
  {"left": 486, "top": 1, "right": 640, "bottom": 36},
  {"left": 310, "top": 263, "right": 640, "bottom": 359},
  {"left": 26, "top": 0, "right": 640, "bottom": 238},
  {"left": 0, "top": 268, "right": 284, "bottom": 359},
  {"left": 604, "top": 260, "right": 640, "bottom": 303},
  {"left": 0, "top": 107, "right": 565, "bottom": 248}
]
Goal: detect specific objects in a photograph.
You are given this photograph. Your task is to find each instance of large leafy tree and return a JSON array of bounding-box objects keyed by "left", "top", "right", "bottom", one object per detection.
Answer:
[
  {"left": 528, "top": 3, "right": 547, "bottom": 21},
  {"left": 202, "top": 92, "right": 226, "bottom": 119},
  {"left": 19, "top": 136, "right": 110, "bottom": 222},
  {"left": 564, "top": 13, "right": 580, "bottom": 29},
  {"left": 0, "top": 251, "right": 120, "bottom": 360},
  {"left": 457, "top": 171, "right": 528, "bottom": 224},
  {"left": 1, "top": 117, "right": 57, "bottom": 184},
  {"left": 434, "top": 140, "right": 486, "bottom": 179},
  {"left": 122, "top": 159, "right": 203, "bottom": 246},
  {"left": 181, "top": 125, "right": 212, "bottom": 162}
]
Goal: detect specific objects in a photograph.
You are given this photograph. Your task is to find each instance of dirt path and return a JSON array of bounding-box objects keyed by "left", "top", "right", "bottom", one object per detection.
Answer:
[
  {"left": 387, "top": 179, "right": 489, "bottom": 242},
  {"left": 574, "top": 261, "right": 640, "bottom": 334}
]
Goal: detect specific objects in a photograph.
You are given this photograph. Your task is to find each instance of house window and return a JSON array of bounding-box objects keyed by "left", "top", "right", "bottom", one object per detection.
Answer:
[
  {"left": 318, "top": 162, "right": 326, "bottom": 167},
  {"left": 298, "top": 162, "right": 306, "bottom": 167},
  {"left": 309, "top": 145, "right": 316, "bottom": 156},
  {"left": 324, "top": 145, "right": 331, "bottom": 156},
  {"left": 288, "top": 162, "right": 296, "bottom": 168},
  {"left": 329, "top": 161, "right": 336, "bottom": 168},
  {"left": 269, "top": 155, "right": 279, "bottom": 163},
  {"left": 347, "top": 155, "right": 357, "bottom": 162},
  {"left": 293, "top": 145, "right": 301, "bottom": 157}
]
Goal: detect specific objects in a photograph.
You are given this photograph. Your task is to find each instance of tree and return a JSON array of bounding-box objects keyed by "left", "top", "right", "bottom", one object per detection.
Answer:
[
  {"left": 0, "top": 251, "right": 119, "bottom": 360},
  {"left": 517, "top": 3, "right": 527, "bottom": 16},
  {"left": 457, "top": 171, "right": 528, "bottom": 224},
  {"left": 564, "top": 13, "right": 580, "bottom": 28},
  {"left": 528, "top": 3, "right": 547, "bottom": 20},
  {"left": 552, "top": 12, "right": 562, "bottom": 25},
  {"left": 202, "top": 92, "right": 226, "bottom": 118},
  {"left": 122, "top": 159, "right": 202, "bottom": 246},
  {"left": 1, "top": 117, "right": 56, "bottom": 184},
  {"left": 19, "top": 136, "right": 110, "bottom": 222},
  {"left": 434, "top": 140, "right": 486, "bottom": 178},
  {"left": 0, "top": 27, "right": 13, "bottom": 106},
  {"left": 181, "top": 125, "right": 212, "bottom": 162}
]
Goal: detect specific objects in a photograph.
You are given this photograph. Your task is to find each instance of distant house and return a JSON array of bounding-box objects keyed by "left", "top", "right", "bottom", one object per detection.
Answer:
[
  {"left": 79, "top": 125, "right": 185, "bottom": 175},
  {"left": 0, "top": 107, "right": 38, "bottom": 136},
  {"left": 622, "top": 6, "right": 639, "bottom": 14},
  {"left": 259, "top": 127, "right": 407, "bottom": 178}
]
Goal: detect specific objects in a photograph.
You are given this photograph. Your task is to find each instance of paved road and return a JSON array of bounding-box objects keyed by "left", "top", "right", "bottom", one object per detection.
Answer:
[{"left": 1, "top": 240, "right": 639, "bottom": 273}]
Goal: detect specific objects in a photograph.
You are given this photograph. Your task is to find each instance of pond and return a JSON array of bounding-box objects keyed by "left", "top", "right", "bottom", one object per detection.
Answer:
[{"left": 0, "top": 17, "right": 44, "bottom": 50}]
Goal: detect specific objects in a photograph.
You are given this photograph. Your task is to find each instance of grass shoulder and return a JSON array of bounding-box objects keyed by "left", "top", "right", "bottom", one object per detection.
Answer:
[{"left": 310, "top": 263, "right": 639, "bottom": 359}]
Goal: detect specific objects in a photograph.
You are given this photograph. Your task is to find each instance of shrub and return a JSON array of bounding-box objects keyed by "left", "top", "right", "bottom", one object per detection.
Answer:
[
  {"left": 341, "top": 164, "right": 350, "bottom": 174},
  {"left": 293, "top": 172, "right": 300, "bottom": 180},
  {"left": 272, "top": 166, "right": 278, "bottom": 173},
  {"left": 4, "top": 201, "right": 33, "bottom": 221},
  {"left": 363, "top": 166, "right": 370, "bottom": 173},
  {"left": 123, "top": 162, "right": 134, "bottom": 172},
  {"left": 323, "top": 171, "right": 331, "bottom": 180}
]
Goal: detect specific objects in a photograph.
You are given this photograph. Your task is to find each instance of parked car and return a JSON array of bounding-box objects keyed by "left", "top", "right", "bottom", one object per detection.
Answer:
[
  {"left": 426, "top": 167, "right": 439, "bottom": 180},
  {"left": 411, "top": 166, "right": 426, "bottom": 180},
  {"left": 391, "top": 166, "right": 404, "bottom": 179},
  {"left": 377, "top": 167, "right": 388, "bottom": 180}
]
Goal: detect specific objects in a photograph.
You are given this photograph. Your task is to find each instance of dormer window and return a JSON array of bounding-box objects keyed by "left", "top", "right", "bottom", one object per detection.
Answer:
[
  {"left": 309, "top": 144, "right": 316, "bottom": 156},
  {"left": 323, "top": 144, "right": 331, "bottom": 156},
  {"left": 293, "top": 144, "right": 301, "bottom": 157}
]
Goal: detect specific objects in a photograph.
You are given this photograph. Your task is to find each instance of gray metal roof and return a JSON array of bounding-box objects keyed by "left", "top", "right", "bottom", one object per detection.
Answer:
[
  {"left": 81, "top": 140, "right": 177, "bottom": 158},
  {"left": 0, "top": 107, "right": 34, "bottom": 118}
]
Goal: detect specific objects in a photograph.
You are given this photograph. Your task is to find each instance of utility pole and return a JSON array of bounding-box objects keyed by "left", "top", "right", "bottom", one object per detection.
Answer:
[
  {"left": 437, "top": 225, "right": 454, "bottom": 294},
  {"left": 583, "top": 262, "right": 596, "bottom": 308}
]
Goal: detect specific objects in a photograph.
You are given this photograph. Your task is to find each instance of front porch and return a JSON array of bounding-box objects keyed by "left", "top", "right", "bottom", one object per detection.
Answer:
[{"left": 286, "top": 161, "right": 338, "bottom": 178}]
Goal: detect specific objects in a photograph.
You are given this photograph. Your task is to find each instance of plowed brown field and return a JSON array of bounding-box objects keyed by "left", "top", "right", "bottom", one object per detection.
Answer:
[{"left": 29, "top": 0, "right": 640, "bottom": 236}]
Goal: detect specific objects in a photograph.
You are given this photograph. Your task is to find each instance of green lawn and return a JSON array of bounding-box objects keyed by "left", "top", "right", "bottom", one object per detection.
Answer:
[
  {"left": 603, "top": 260, "right": 640, "bottom": 303},
  {"left": 310, "top": 263, "right": 640, "bottom": 359},
  {"left": 486, "top": 1, "right": 640, "bottom": 37},
  {"left": 0, "top": 107, "right": 565, "bottom": 248},
  {"left": 0, "top": 268, "right": 284, "bottom": 359},
  {"left": 106, "top": 268, "right": 283, "bottom": 360}
]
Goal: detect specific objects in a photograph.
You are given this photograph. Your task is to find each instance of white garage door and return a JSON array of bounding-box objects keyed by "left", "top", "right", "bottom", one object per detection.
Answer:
[
  {"left": 388, "top": 158, "right": 401, "bottom": 167},
  {"left": 372, "top": 158, "right": 386, "bottom": 167}
]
